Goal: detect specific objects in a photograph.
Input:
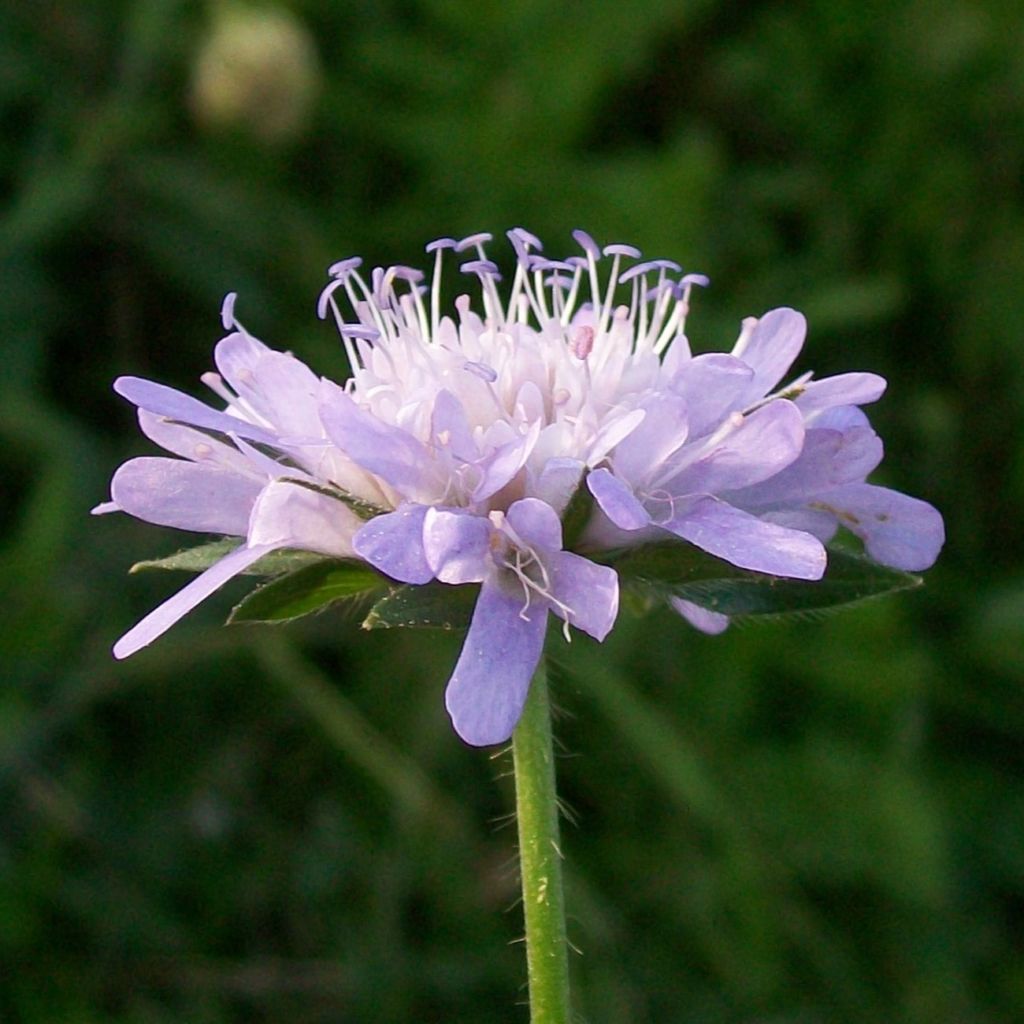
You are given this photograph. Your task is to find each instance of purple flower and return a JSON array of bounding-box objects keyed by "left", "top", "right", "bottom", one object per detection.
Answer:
[{"left": 98, "top": 230, "right": 944, "bottom": 744}]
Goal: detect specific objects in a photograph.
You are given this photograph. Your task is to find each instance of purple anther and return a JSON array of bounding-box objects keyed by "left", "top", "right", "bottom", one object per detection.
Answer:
[
  {"left": 425, "top": 237, "right": 458, "bottom": 253},
  {"left": 572, "top": 229, "right": 602, "bottom": 260},
  {"left": 508, "top": 227, "right": 543, "bottom": 250},
  {"left": 620, "top": 259, "right": 684, "bottom": 283},
  {"left": 316, "top": 278, "right": 347, "bottom": 320},
  {"left": 544, "top": 273, "right": 573, "bottom": 291},
  {"left": 527, "top": 256, "right": 573, "bottom": 273},
  {"left": 460, "top": 259, "right": 502, "bottom": 281},
  {"left": 220, "top": 292, "right": 237, "bottom": 330},
  {"left": 681, "top": 272, "right": 711, "bottom": 288},
  {"left": 455, "top": 232, "right": 493, "bottom": 252},
  {"left": 463, "top": 360, "right": 498, "bottom": 382},
  {"left": 603, "top": 243, "right": 642, "bottom": 259},
  {"left": 563, "top": 256, "right": 588, "bottom": 270},
  {"left": 328, "top": 256, "right": 363, "bottom": 278},
  {"left": 370, "top": 266, "right": 390, "bottom": 306},
  {"left": 642, "top": 282, "right": 675, "bottom": 304},
  {"left": 389, "top": 265, "right": 425, "bottom": 284},
  {"left": 339, "top": 323, "right": 381, "bottom": 341}
]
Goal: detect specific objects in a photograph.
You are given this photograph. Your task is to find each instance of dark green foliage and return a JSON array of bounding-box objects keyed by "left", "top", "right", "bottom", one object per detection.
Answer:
[
  {"left": 611, "top": 542, "right": 920, "bottom": 617},
  {"left": 2, "top": 1, "right": 1022, "bottom": 1022},
  {"left": 228, "top": 561, "right": 387, "bottom": 624}
]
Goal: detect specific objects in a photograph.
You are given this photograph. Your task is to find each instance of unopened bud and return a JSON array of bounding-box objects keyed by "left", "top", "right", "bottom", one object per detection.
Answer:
[{"left": 190, "top": 4, "right": 321, "bottom": 143}]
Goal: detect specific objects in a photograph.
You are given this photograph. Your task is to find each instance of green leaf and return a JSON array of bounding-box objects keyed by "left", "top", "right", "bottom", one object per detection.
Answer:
[
  {"left": 130, "top": 540, "right": 325, "bottom": 577},
  {"left": 608, "top": 541, "right": 920, "bottom": 618},
  {"left": 228, "top": 560, "right": 388, "bottom": 624},
  {"left": 363, "top": 581, "right": 479, "bottom": 631}
]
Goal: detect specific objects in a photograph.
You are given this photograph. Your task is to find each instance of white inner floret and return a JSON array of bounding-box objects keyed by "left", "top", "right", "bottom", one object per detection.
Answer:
[{"left": 317, "top": 229, "right": 709, "bottom": 505}]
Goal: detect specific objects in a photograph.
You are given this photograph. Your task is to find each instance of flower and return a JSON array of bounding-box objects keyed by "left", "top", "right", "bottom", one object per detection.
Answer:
[{"left": 97, "top": 229, "right": 944, "bottom": 745}]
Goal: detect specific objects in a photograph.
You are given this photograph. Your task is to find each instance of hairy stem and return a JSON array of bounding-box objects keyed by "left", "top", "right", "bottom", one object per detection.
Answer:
[{"left": 512, "top": 662, "right": 570, "bottom": 1023}]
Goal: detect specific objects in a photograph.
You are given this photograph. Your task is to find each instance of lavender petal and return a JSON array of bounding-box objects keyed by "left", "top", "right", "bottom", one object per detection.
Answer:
[
  {"left": 587, "top": 468, "right": 651, "bottom": 531},
  {"left": 810, "top": 484, "right": 945, "bottom": 571},
  {"left": 111, "top": 457, "right": 262, "bottom": 535},
  {"left": 668, "top": 353, "right": 755, "bottom": 437},
  {"left": 666, "top": 496, "right": 827, "bottom": 580},
  {"left": 247, "top": 480, "right": 359, "bottom": 557},
  {"left": 352, "top": 504, "right": 433, "bottom": 584},
  {"left": 422, "top": 509, "right": 491, "bottom": 584},
  {"left": 547, "top": 551, "right": 619, "bottom": 640},
  {"left": 505, "top": 497, "right": 563, "bottom": 552},
  {"left": 113, "top": 543, "right": 276, "bottom": 659},
  {"left": 793, "top": 372, "right": 887, "bottom": 419},
  {"left": 319, "top": 382, "right": 438, "bottom": 499},
  {"left": 668, "top": 400, "right": 805, "bottom": 496},
  {"left": 731, "top": 307, "right": 807, "bottom": 399},
  {"left": 444, "top": 578, "right": 548, "bottom": 746}
]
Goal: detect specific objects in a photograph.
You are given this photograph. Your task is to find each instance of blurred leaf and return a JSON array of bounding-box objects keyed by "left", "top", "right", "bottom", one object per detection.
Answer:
[
  {"left": 609, "top": 541, "right": 920, "bottom": 617},
  {"left": 228, "top": 559, "right": 386, "bottom": 623},
  {"left": 363, "top": 582, "right": 479, "bottom": 631}
]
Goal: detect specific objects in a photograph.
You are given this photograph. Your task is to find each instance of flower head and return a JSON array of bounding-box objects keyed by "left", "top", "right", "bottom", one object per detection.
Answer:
[{"left": 97, "top": 229, "right": 944, "bottom": 744}]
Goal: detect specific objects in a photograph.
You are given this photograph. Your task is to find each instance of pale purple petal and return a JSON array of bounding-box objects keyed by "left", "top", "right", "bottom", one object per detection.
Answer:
[
  {"left": 422, "top": 509, "right": 491, "bottom": 584},
  {"left": 666, "top": 496, "right": 827, "bottom": 579},
  {"left": 810, "top": 484, "right": 945, "bottom": 571},
  {"left": 728, "top": 426, "right": 883, "bottom": 508},
  {"left": 471, "top": 420, "right": 540, "bottom": 502},
  {"left": 812, "top": 405, "right": 871, "bottom": 432},
  {"left": 431, "top": 389, "right": 477, "bottom": 462},
  {"left": 669, "top": 353, "right": 755, "bottom": 437},
  {"left": 114, "top": 377, "right": 278, "bottom": 445},
  {"left": 444, "top": 578, "right": 547, "bottom": 746},
  {"left": 611, "top": 392, "right": 689, "bottom": 483},
  {"left": 759, "top": 508, "right": 840, "bottom": 543},
  {"left": 505, "top": 498, "right": 562, "bottom": 551},
  {"left": 531, "top": 458, "right": 584, "bottom": 516},
  {"left": 547, "top": 551, "right": 619, "bottom": 640},
  {"left": 91, "top": 501, "right": 119, "bottom": 515},
  {"left": 352, "top": 504, "right": 433, "bottom": 583},
  {"left": 794, "top": 373, "right": 887, "bottom": 419},
  {"left": 113, "top": 543, "right": 276, "bottom": 659},
  {"left": 667, "top": 400, "right": 805, "bottom": 495},
  {"left": 137, "top": 409, "right": 259, "bottom": 478},
  {"left": 587, "top": 468, "right": 651, "bottom": 531},
  {"left": 213, "top": 330, "right": 270, "bottom": 391},
  {"left": 671, "top": 598, "right": 730, "bottom": 635},
  {"left": 319, "top": 382, "right": 438, "bottom": 498},
  {"left": 111, "top": 458, "right": 262, "bottom": 535},
  {"left": 586, "top": 408, "right": 646, "bottom": 466},
  {"left": 213, "top": 337, "right": 322, "bottom": 438},
  {"left": 731, "top": 308, "right": 806, "bottom": 399},
  {"left": 247, "top": 480, "right": 359, "bottom": 557}
]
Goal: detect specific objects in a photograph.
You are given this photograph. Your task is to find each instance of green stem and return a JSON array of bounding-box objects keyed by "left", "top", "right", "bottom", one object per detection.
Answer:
[{"left": 512, "top": 662, "right": 571, "bottom": 1023}]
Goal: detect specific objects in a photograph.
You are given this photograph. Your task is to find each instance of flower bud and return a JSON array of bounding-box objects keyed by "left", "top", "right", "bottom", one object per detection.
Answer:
[{"left": 190, "top": 3, "right": 320, "bottom": 143}]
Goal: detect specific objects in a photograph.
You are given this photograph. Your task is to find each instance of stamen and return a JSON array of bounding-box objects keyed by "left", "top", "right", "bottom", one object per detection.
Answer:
[
  {"left": 455, "top": 232, "right": 493, "bottom": 252},
  {"left": 328, "top": 256, "right": 363, "bottom": 278},
  {"left": 602, "top": 242, "right": 642, "bottom": 259},
  {"left": 220, "top": 292, "right": 237, "bottom": 330},
  {"left": 425, "top": 237, "right": 458, "bottom": 253},
  {"left": 571, "top": 229, "right": 601, "bottom": 260}
]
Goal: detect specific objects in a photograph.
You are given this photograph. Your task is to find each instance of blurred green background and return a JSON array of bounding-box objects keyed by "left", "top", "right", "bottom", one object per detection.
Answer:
[{"left": 2, "top": 1, "right": 1022, "bottom": 1021}]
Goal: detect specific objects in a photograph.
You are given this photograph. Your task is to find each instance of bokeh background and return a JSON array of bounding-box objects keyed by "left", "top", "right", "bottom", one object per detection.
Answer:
[{"left": 2, "top": 1, "right": 1022, "bottom": 1021}]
